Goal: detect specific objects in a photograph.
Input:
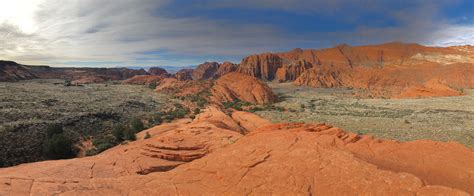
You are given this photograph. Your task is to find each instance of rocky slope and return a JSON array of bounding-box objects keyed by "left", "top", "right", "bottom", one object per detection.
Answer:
[
  {"left": 122, "top": 75, "right": 164, "bottom": 85},
  {"left": 0, "top": 60, "right": 168, "bottom": 84},
  {"left": 192, "top": 62, "right": 220, "bottom": 80},
  {"left": 25, "top": 65, "right": 148, "bottom": 84},
  {"left": 175, "top": 68, "right": 194, "bottom": 81},
  {"left": 148, "top": 67, "right": 168, "bottom": 76},
  {"left": 211, "top": 72, "right": 277, "bottom": 104},
  {"left": 215, "top": 61, "right": 238, "bottom": 77},
  {"left": 0, "top": 60, "right": 37, "bottom": 82},
  {"left": 0, "top": 107, "right": 472, "bottom": 195}
]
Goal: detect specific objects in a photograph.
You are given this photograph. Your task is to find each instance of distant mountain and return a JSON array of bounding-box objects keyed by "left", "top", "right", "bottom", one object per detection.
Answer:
[{"left": 0, "top": 60, "right": 37, "bottom": 82}]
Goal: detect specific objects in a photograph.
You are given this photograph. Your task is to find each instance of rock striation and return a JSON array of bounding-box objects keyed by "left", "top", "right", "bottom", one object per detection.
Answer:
[
  {"left": 0, "top": 108, "right": 472, "bottom": 195},
  {"left": 192, "top": 62, "right": 220, "bottom": 80},
  {"left": 175, "top": 69, "right": 194, "bottom": 81},
  {"left": 122, "top": 75, "right": 164, "bottom": 85},
  {"left": 237, "top": 53, "right": 283, "bottom": 80},
  {"left": 0, "top": 60, "right": 37, "bottom": 82},
  {"left": 148, "top": 67, "right": 168, "bottom": 76},
  {"left": 211, "top": 72, "right": 277, "bottom": 104},
  {"left": 215, "top": 61, "right": 238, "bottom": 77},
  {"left": 235, "top": 42, "right": 474, "bottom": 98}
]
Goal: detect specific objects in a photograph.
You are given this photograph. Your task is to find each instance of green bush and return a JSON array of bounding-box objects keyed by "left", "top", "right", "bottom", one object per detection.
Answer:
[
  {"left": 124, "top": 128, "right": 136, "bottom": 141},
  {"left": 223, "top": 100, "right": 250, "bottom": 111},
  {"left": 46, "top": 124, "right": 64, "bottom": 137},
  {"left": 43, "top": 133, "right": 75, "bottom": 159},
  {"left": 112, "top": 124, "right": 126, "bottom": 142},
  {"left": 91, "top": 135, "right": 117, "bottom": 154},
  {"left": 148, "top": 82, "right": 157, "bottom": 89},
  {"left": 193, "top": 108, "right": 201, "bottom": 115},
  {"left": 130, "top": 118, "right": 144, "bottom": 132}
]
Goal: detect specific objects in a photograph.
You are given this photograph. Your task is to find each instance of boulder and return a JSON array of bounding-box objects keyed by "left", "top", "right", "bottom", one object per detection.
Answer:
[
  {"left": 122, "top": 75, "right": 163, "bottom": 85},
  {"left": 211, "top": 72, "right": 277, "bottom": 104}
]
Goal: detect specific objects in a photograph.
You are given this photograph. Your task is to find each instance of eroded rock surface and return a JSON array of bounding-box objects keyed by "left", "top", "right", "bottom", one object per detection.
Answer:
[
  {"left": 122, "top": 75, "right": 164, "bottom": 85},
  {"left": 236, "top": 42, "right": 474, "bottom": 98},
  {"left": 192, "top": 62, "right": 220, "bottom": 80},
  {"left": 148, "top": 67, "right": 168, "bottom": 76},
  {"left": 0, "top": 60, "right": 37, "bottom": 82},
  {"left": 211, "top": 72, "right": 277, "bottom": 104},
  {"left": 1, "top": 110, "right": 472, "bottom": 195},
  {"left": 175, "top": 69, "right": 194, "bottom": 81}
]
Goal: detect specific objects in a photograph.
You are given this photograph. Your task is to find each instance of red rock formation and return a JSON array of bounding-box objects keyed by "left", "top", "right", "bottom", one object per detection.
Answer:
[
  {"left": 234, "top": 42, "right": 473, "bottom": 98},
  {"left": 0, "top": 109, "right": 472, "bottom": 195},
  {"left": 0, "top": 60, "right": 37, "bottom": 81},
  {"left": 148, "top": 67, "right": 168, "bottom": 76},
  {"left": 175, "top": 68, "right": 193, "bottom": 81},
  {"left": 215, "top": 61, "right": 238, "bottom": 77},
  {"left": 192, "top": 62, "right": 220, "bottom": 80},
  {"left": 275, "top": 59, "right": 312, "bottom": 82},
  {"left": 211, "top": 72, "right": 277, "bottom": 104},
  {"left": 237, "top": 53, "right": 283, "bottom": 80},
  {"left": 122, "top": 75, "right": 163, "bottom": 85}
]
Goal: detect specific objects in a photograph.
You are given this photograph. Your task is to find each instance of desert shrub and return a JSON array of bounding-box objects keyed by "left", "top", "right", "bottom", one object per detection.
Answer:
[
  {"left": 46, "top": 124, "right": 64, "bottom": 137},
  {"left": 289, "top": 108, "right": 297, "bottom": 112},
  {"left": 124, "top": 128, "right": 136, "bottom": 141},
  {"left": 149, "top": 113, "right": 163, "bottom": 126},
  {"left": 248, "top": 107, "right": 263, "bottom": 113},
  {"left": 43, "top": 133, "right": 75, "bottom": 159},
  {"left": 144, "top": 132, "right": 151, "bottom": 139},
  {"left": 169, "top": 104, "right": 189, "bottom": 119},
  {"left": 196, "top": 98, "right": 208, "bottom": 107},
  {"left": 148, "top": 82, "right": 157, "bottom": 89},
  {"left": 130, "top": 118, "right": 144, "bottom": 132},
  {"left": 112, "top": 124, "right": 126, "bottom": 142},
  {"left": 193, "top": 108, "right": 201, "bottom": 115},
  {"left": 223, "top": 100, "right": 251, "bottom": 111},
  {"left": 185, "top": 89, "right": 211, "bottom": 107},
  {"left": 90, "top": 134, "right": 117, "bottom": 155},
  {"left": 300, "top": 104, "right": 306, "bottom": 109}
]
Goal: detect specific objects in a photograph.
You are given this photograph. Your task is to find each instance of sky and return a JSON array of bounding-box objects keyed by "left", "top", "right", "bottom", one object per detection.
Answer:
[{"left": 0, "top": 0, "right": 472, "bottom": 68}]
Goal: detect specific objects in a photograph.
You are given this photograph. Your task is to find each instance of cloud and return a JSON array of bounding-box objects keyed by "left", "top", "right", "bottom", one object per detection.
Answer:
[
  {"left": 1, "top": 0, "right": 286, "bottom": 67},
  {"left": 0, "top": 0, "right": 472, "bottom": 67}
]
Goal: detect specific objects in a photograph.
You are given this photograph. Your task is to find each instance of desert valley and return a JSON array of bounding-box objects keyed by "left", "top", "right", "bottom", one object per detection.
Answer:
[
  {"left": 1, "top": 42, "right": 474, "bottom": 195},
  {"left": 1, "top": 0, "right": 474, "bottom": 195}
]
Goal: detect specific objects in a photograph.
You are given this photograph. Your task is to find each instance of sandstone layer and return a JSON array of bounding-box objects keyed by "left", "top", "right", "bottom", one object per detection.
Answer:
[
  {"left": 211, "top": 72, "right": 277, "bottom": 104},
  {"left": 236, "top": 42, "right": 474, "bottom": 98},
  {"left": 0, "top": 60, "right": 37, "bottom": 82},
  {"left": 175, "top": 69, "right": 193, "bottom": 81},
  {"left": 122, "top": 75, "right": 164, "bottom": 85},
  {"left": 0, "top": 107, "right": 472, "bottom": 195},
  {"left": 192, "top": 62, "right": 220, "bottom": 80},
  {"left": 148, "top": 67, "right": 168, "bottom": 76}
]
